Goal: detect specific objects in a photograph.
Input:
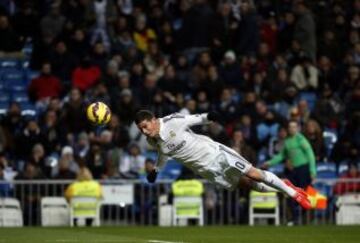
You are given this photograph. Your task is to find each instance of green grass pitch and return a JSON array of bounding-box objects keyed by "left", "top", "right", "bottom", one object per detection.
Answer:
[{"left": 0, "top": 226, "right": 359, "bottom": 243}]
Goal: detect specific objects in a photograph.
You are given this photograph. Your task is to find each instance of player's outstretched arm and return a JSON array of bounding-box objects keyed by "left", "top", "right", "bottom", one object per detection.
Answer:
[
  {"left": 146, "top": 150, "right": 169, "bottom": 183},
  {"left": 147, "top": 168, "right": 158, "bottom": 183}
]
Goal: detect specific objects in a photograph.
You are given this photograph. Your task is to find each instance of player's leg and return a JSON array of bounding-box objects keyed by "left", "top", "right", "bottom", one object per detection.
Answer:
[
  {"left": 245, "top": 167, "right": 311, "bottom": 209},
  {"left": 217, "top": 144, "right": 310, "bottom": 209},
  {"left": 238, "top": 176, "right": 278, "bottom": 192}
]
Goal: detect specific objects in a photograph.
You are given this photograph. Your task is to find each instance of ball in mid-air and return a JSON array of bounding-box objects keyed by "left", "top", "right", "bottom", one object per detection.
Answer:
[{"left": 86, "top": 102, "right": 111, "bottom": 125}]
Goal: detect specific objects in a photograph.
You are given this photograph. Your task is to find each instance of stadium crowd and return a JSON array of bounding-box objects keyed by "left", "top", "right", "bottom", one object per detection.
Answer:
[{"left": 0, "top": 0, "right": 360, "bottom": 218}]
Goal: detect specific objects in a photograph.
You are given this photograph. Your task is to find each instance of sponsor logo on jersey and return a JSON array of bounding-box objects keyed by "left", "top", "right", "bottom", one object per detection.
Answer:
[
  {"left": 168, "top": 140, "right": 186, "bottom": 153},
  {"left": 169, "top": 130, "right": 176, "bottom": 138}
]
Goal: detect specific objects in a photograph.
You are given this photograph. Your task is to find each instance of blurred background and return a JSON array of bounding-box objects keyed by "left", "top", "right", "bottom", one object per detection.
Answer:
[{"left": 0, "top": 0, "right": 359, "bottom": 228}]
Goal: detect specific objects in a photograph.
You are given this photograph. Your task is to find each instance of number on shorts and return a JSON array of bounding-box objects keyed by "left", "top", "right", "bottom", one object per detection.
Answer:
[{"left": 235, "top": 161, "right": 246, "bottom": 171}]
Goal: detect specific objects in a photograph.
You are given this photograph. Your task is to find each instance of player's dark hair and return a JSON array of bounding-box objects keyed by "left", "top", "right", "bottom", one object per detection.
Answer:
[{"left": 135, "top": 110, "right": 155, "bottom": 124}]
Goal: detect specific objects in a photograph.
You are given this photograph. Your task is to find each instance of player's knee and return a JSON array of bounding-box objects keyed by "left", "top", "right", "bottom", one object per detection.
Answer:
[{"left": 246, "top": 167, "right": 264, "bottom": 182}]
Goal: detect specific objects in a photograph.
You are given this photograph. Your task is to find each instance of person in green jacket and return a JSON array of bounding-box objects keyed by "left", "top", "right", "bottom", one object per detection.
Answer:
[
  {"left": 262, "top": 120, "right": 317, "bottom": 188},
  {"left": 262, "top": 120, "right": 316, "bottom": 225}
]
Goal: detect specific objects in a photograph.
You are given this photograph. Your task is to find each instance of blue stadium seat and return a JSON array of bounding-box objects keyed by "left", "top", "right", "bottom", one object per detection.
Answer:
[
  {"left": 0, "top": 59, "right": 19, "bottom": 69},
  {"left": 144, "top": 150, "right": 158, "bottom": 161},
  {"left": 26, "top": 70, "right": 40, "bottom": 83},
  {"left": 0, "top": 101, "right": 9, "bottom": 117},
  {"left": 0, "top": 91, "right": 10, "bottom": 103},
  {"left": 1, "top": 69, "right": 24, "bottom": 82},
  {"left": 158, "top": 160, "right": 183, "bottom": 180},
  {"left": 268, "top": 163, "right": 284, "bottom": 176},
  {"left": 12, "top": 91, "right": 29, "bottom": 104},
  {"left": 4, "top": 79, "right": 27, "bottom": 92},
  {"left": 20, "top": 103, "right": 37, "bottom": 118},
  {"left": 316, "top": 162, "right": 337, "bottom": 179}
]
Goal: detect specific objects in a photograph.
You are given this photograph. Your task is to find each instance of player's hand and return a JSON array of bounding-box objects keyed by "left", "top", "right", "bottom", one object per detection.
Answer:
[
  {"left": 207, "top": 111, "right": 221, "bottom": 123},
  {"left": 146, "top": 169, "right": 158, "bottom": 183}
]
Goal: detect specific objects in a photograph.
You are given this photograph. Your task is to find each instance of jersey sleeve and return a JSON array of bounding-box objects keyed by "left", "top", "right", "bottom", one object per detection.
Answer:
[
  {"left": 146, "top": 137, "right": 169, "bottom": 170},
  {"left": 156, "top": 152, "right": 169, "bottom": 170}
]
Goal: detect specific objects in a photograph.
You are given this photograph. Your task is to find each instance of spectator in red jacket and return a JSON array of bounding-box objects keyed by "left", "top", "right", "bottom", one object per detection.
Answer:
[
  {"left": 28, "top": 61, "right": 62, "bottom": 102},
  {"left": 334, "top": 163, "right": 360, "bottom": 195},
  {"left": 72, "top": 56, "right": 101, "bottom": 92}
]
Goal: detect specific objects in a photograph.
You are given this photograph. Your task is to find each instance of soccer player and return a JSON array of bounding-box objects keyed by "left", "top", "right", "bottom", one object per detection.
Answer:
[{"left": 135, "top": 110, "right": 311, "bottom": 209}]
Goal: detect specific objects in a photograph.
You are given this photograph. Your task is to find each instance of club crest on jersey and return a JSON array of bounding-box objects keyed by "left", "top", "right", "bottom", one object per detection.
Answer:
[{"left": 169, "top": 130, "right": 176, "bottom": 138}]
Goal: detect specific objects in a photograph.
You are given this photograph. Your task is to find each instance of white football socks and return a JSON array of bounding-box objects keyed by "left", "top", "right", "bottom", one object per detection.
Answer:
[
  {"left": 262, "top": 170, "right": 296, "bottom": 197},
  {"left": 251, "top": 181, "right": 278, "bottom": 192}
]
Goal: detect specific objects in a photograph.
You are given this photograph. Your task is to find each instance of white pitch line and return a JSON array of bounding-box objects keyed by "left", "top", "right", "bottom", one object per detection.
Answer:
[{"left": 148, "top": 240, "right": 187, "bottom": 243}]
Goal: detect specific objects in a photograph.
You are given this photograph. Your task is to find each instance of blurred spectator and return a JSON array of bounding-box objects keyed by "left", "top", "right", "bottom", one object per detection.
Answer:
[
  {"left": 235, "top": 0, "right": 259, "bottom": 55},
  {"left": 50, "top": 40, "right": 77, "bottom": 84},
  {"left": 40, "top": 3, "right": 65, "bottom": 40},
  {"left": 256, "top": 110, "right": 281, "bottom": 147},
  {"left": 28, "top": 62, "right": 62, "bottom": 103},
  {"left": 40, "top": 109, "right": 62, "bottom": 154},
  {"left": 72, "top": 56, "right": 101, "bottom": 92},
  {"left": 204, "top": 122, "right": 230, "bottom": 146},
  {"left": 312, "top": 84, "right": 344, "bottom": 128},
  {"left": 334, "top": 163, "right": 360, "bottom": 195},
  {"left": 91, "top": 42, "right": 109, "bottom": 72},
  {"left": 211, "top": 2, "right": 238, "bottom": 61},
  {"left": 0, "top": 125, "right": 8, "bottom": 153},
  {"left": 1, "top": 102, "right": 24, "bottom": 153},
  {"left": 216, "top": 87, "right": 238, "bottom": 124},
  {"left": 204, "top": 65, "right": 224, "bottom": 102},
  {"left": 133, "top": 14, "right": 157, "bottom": 53},
  {"left": 230, "top": 129, "right": 256, "bottom": 165},
  {"left": 179, "top": 99, "right": 197, "bottom": 115},
  {"left": 54, "top": 146, "right": 80, "bottom": 177},
  {"left": 53, "top": 156, "right": 76, "bottom": 180},
  {"left": 0, "top": 15, "right": 23, "bottom": 55},
  {"left": 101, "top": 59, "right": 119, "bottom": 89},
  {"left": 15, "top": 120, "right": 43, "bottom": 160},
  {"left": 60, "top": 88, "right": 89, "bottom": 135},
  {"left": 68, "top": 28, "right": 91, "bottom": 61},
  {"left": 87, "top": 82, "right": 111, "bottom": 105},
  {"left": 119, "top": 143, "right": 145, "bottom": 179},
  {"left": 192, "top": 51, "right": 213, "bottom": 90},
  {"left": 11, "top": 3, "right": 40, "bottom": 40},
  {"left": 196, "top": 90, "right": 211, "bottom": 114},
  {"left": 278, "top": 11, "right": 295, "bottom": 53},
  {"left": 0, "top": 163, "right": 11, "bottom": 197},
  {"left": 220, "top": 50, "right": 242, "bottom": 88},
  {"left": 290, "top": 56, "right": 318, "bottom": 91},
  {"left": 143, "top": 41, "right": 167, "bottom": 79},
  {"left": 138, "top": 72, "right": 159, "bottom": 107},
  {"left": 15, "top": 162, "right": 45, "bottom": 225},
  {"left": 179, "top": 0, "right": 214, "bottom": 50},
  {"left": 89, "top": 0, "right": 117, "bottom": 51},
  {"left": 74, "top": 132, "right": 90, "bottom": 158},
  {"left": 29, "top": 143, "right": 47, "bottom": 176},
  {"left": 293, "top": 1, "right": 316, "bottom": 61},
  {"left": 158, "top": 64, "right": 188, "bottom": 95},
  {"left": 303, "top": 119, "right": 325, "bottom": 161},
  {"left": 86, "top": 142, "right": 107, "bottom": 179},
  {"left": 268, "top": 126, "right": 288, "bottom": 158}
]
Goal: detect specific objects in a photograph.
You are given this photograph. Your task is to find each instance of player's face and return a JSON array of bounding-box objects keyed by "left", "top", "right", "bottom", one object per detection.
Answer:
[
  {"left": 137, "top": 118, "right": 159, "bottom": 138},
  {"left": 288, "top": 122, "right": 298, "bottom": 136}
]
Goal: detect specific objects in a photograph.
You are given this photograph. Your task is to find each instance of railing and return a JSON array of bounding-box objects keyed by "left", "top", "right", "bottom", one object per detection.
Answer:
[{"left": 1, "top": 179, "right": 360, "bottom": 226}]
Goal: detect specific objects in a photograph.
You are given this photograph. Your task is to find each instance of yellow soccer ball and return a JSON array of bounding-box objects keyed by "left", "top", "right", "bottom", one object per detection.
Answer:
[{"left": 86, "top": 102, "right": 111, "bottom": 125}]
